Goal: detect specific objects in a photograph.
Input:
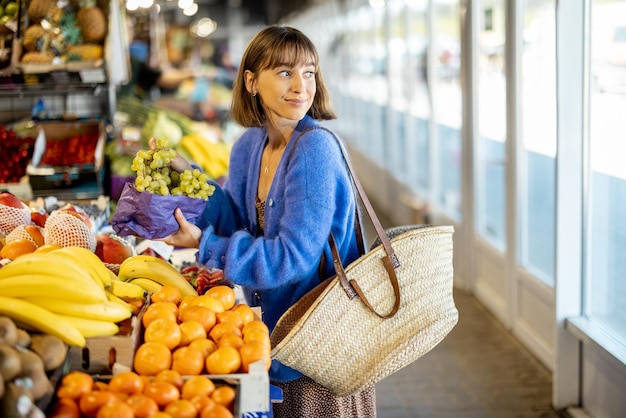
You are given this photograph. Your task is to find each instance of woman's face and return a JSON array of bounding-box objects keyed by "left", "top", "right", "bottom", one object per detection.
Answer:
[{"left": 248, "top": 57, "right": 317, "bottom": 128}]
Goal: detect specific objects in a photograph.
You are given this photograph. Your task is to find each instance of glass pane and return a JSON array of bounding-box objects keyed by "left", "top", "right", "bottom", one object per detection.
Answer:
[
  {"left": 587, "top": 0, "right": 626, "bottom": 337},
  {"left": 389, "top": 0, "right": 408, "bottom": 178},
  {"left": 407, "top": 0, "right": 430, "bottom": 194},
  {"left": 520, "top": 1, "right": 557, "bottom": 284},
  {"left": 476, "top": 0, "right": 507, "bottom": 249},
  {"left": 432, "top": 0, "right": 462, "bottom": 220}
]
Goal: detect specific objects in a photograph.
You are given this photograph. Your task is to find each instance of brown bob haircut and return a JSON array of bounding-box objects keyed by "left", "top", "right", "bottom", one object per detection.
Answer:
[{"left": 230, "top": 25, "right": 337, "bottom": 127}]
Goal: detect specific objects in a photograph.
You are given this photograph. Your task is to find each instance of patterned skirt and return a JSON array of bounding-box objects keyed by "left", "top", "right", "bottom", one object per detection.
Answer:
[{"left": 271, "top": 376, "right": 376, "bottom": 418}]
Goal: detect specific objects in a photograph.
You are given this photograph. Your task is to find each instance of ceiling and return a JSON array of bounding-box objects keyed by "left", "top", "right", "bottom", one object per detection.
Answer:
[{"left": 193, "top": 0, "right": 321, "bottom": 26}]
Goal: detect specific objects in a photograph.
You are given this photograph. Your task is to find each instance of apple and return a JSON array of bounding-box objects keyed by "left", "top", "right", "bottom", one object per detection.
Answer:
[
  {"left": 0, "top": 192, "right": 25, "bottom": 209},
  {"left": 30, "top": 210, "right": 48, "bottom": 228},
  {"left": 95, "top": 233, "right": 134, "bottom": 265},
  {"left": 24, "top": 225, "right": 45, "bottom": 247}
]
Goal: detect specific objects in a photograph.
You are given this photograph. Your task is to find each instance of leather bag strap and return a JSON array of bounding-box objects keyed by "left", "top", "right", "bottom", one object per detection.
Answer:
[{"left": 293, "top": 126, "right": 401, "bottom": 318}]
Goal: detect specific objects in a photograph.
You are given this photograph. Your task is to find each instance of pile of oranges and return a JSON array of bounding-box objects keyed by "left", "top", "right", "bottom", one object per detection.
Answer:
[
  {"left": 51, "top": 369, "right": 235, "bottom": 418},
  {"left": 133, "top": 284, "right": 272, "bottom": 378}
]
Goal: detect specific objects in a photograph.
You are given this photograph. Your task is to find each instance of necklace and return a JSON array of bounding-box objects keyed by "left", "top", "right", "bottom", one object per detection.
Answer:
[{"left": 263, "top": 145, "right": 284, "bottom": 174}]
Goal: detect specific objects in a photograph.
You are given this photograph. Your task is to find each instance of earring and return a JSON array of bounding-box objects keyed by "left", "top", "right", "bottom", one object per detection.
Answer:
[{"left": 252, "top": 91, "right": 257, "bottom": 97}]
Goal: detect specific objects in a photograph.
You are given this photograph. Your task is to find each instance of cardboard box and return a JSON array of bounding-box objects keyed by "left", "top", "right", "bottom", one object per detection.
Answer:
[{"left": 69, "top": 298, "right": 148, "bottom": 375}]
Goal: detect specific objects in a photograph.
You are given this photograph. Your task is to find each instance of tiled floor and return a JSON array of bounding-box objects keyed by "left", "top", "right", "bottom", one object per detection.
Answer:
[{"left": 375, "top": 289, "right": 568, "bottom": 418}]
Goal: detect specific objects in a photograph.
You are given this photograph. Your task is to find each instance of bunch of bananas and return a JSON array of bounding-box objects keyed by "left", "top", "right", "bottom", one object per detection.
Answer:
[
  {"left": 0, "top": 247, "right": 138, "bottom": 347},
  {"left": 179, "top": 133, "right": 230, "bottom": 180},
  {"left": 116, "top": 254, "right": 198, "bottom": 297}
]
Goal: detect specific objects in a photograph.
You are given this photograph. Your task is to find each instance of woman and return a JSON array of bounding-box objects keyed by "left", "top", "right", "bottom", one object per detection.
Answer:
[{"left": 158, "top": 25, "right": 376, "bottom": 417}]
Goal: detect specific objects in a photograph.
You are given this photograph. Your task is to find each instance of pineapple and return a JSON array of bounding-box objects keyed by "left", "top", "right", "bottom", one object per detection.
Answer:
[
  {"left": 21, "top": 51, "right": 54, "bottom": 64},
  {"left": 23, "top": 24, "right": 46, "bottom": 52},
  {"left": 27, "top": 0, "right": 61, "bottom": 24},
  {"left": 65, "top": 43, "right": 103, "bottom": 61},
  {"left": 76, "top": 0, "right": 106, "bottom": 43}
]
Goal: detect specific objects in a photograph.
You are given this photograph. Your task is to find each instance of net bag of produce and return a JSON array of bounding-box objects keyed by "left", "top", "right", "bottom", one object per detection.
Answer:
[
  {"left": 111, "top": 182, "right": 207, "bottom": 240},
  {"left": 5, "top": 224, "right": 45, "bottom": 245},
  {"left": 44, "top": 211, "right": 97, "bottom": 252},
  {"left": 0, "top": 203, "right": 31, "bottom": 236}
]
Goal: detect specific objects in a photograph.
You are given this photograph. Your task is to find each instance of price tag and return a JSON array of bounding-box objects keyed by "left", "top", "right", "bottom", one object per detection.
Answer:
[{"left": 80, "top": 68, "right": 106, "bottom": 83}]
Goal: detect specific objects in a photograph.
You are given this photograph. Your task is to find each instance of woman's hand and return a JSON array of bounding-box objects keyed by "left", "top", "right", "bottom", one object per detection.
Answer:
[
  {"left": 148, "top": 137, "right": 193, "bottom": 173},
  {"left": 158, "top": 208, "right": 202, "bottom": 248}
]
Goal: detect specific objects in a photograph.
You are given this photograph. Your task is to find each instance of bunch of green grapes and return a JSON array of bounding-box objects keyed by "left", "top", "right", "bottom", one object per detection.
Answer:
[{"left": 130, "top": 137, "right": 216, "bottom": 201}]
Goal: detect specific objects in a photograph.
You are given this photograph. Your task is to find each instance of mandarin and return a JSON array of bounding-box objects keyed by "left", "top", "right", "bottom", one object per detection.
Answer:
[
  {"left": 242, "top": 327, "right": 271, "bottom": 347},
  {"left": 0, "top": 238, "right": 38, "bottom": 260},
  {"left": 142, "top": 301, "right": 179, "bottom": 328},
  {"left": 239, "top": 341, "right": 272, "bottom": 372},
  {"left": 171, "top": 345, "right": 205, "bottom": 375},
  {"left": 107, "top": 371, "right": 145, "bottom": 396},
  {"left": 143, "top": 317, "right": 182, "bottom": 350},
  {"left": 215, "top": 310, "right": 244, "bottom": 330},
  {"left": 180, "top": 305, "right": 216, "bottom": 332},
  {"left": 242, "top": 320, "right": 269, "bottom": 335},
  {"left": 190, "top": 395, "right": 216, "bottom": 413},
  {"left": 209, "top": 322, "right": 242, "bottom": 344},
  {"left": 151, "top": 284, "right": 182, "bottom": 304},
  {"left": 133, "top": 341, "right": 172, "bottom": 376},
  {"left": 181, "top": 375, "right": 215, "bottom": 400},
  {"left": 230, "top": 304, "right": 256, "bottom": 325},
  {"left": 94, "top": 400, "right": 134, "bottom": 418},
  {"left": 211, "top": 385, "right": 236, "bottom": 410},
  {"left": 191, "top": 294, "right": 225, "bottom": 313},
  {"left": 178, "top": 294, "right": 198, "bottom": 320},
  {"left": 189, "top": 338, "right": 218, "bottom": 358},
  {"left": 218, "top": 333, "right": 244, "bottom": 350},
  {"left": 200, "top": 402, "right": 234, "bottom": 418},
  {"left": 126, "top": 393, "right": 159, "bottom": 418},
  {"left": 204, "top": 285, "right": 236, "bottom": 310},
  {"left": 143, "top": 380, "right": 181, "bottom": 407},
  {"left": 155, "top": 369, "right": 184, "bottom": 389},
  {"left": 179, "top": 320, "right": 207, "bottom": 346},
  {"left": 164, "top": 398, "right": 198, "bottom": 418},
  {"left": 78, "top": 390, "right": 117, "bottom": 418},
  {"left": 205, "top": 346, "right": 241, "bottom": 375},
  {"left": 56, "top": 371, "right": 94, "bottom": 400}
]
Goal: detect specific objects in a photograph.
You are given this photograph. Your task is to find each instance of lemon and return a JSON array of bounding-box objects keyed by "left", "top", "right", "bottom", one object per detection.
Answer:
[{"left": 4, "top": 2, "right": 18, "bottom": 17}]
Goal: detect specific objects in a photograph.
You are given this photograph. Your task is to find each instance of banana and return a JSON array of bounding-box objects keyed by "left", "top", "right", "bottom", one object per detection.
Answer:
[
  {"left": 52, "top": 246, "right": 113, "bottom": 289},
  {"left": 108, "top": 278, "right": 146, "bottom": 299},
  {"left": 0, "top": 251, "right": 94, "bottom": 283},
  {"left": 128, "top": 277, "right": 164, "bottom": 293},
  {"left": 23, "top": 297, "right": 133, "bottom": 323},
  {"left": 0, "top": 274, "right": 107, "bottom": 303},
  {"left": 55, "top": 314, "right": 120, "bottom": 338},
  {"left": 180, "top": 134, "right": 229, "bottom": 179},
  {"left": 118, "top": 255, "right": 197, "bottom": 296},
  {"left": 105, "top": 291, "right": 133, "bottom": 311},
  {"left": 0, "top": 296, "right": 86, "bottom": 346}
]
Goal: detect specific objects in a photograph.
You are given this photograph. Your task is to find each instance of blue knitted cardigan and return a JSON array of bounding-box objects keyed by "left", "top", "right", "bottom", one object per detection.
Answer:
[{"left": 194, "top": 115, "right": 360, "bottom": 382}]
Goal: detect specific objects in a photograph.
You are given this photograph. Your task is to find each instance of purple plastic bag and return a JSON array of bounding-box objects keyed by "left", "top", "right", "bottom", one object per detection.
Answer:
[{"left": 111, "top": 182, "right": 207, "bottom": 239}]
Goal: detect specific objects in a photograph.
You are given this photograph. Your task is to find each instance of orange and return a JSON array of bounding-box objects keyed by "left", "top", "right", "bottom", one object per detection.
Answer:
[
  {"left": 126, "top": 393, "right": 159, "bottom": 418},
  {"left": 151, "top": 284, "right": 182, "bottom": 304},
  {"left": 143, "top": 380, "right": 181, "bottom": 407},
  {"left": 0, "top": 238, "right": 38, "bottom": 260},
  {"left": 215, "top": 310, "right": 244, "bottom": 330},
  {"left": 92, "top": 381, "right": 109, "bottom": 391},
  {"left": 133, "top": 341, "right": 172, "bottom": 376},
  {"left": 208, "top": 322, "right": 242, "bottom": 344},
  {"left": 242, "top": 320, "right": 269, "bottom": 335},
  {"left": 144, "top": 317, "right": 182, "bottom": 350},
  {"left": 155, "top": 369, "right": 184, "bottom": 390},
  {"left": 218, "top": 333, "right": 244, "bottom": 350},
  {"left": 171, "top": 345, "right": 205, "bottom": 375},
  {"left": 191, "top": 294, "right": 225, "bottom": 313},
  {"left": 178, "top": 294, "right": 198, "bottom": 320},
  {"left": 50, "top": 398, "right": 80, "bottom": 418},
  {"left": 239, "top": 341, "right": 272, "bottom": 373},
  {"left": 180, "top": 305, "right": 217, "bottom": 332},
  {"left": 242, "top": 327, "right": 271, "bottom": 347},
  {"left": 189, "top": 338, "right": 218, "bottom": 358},
  {"left": 190, "top": 395, "right": 216, "bottom": 413},
  {"left": 211, "top": 385, "right": 236, "bottom": 410},
  {"left": 205, "top": 346, "right": 241, "bottom": 375},
  {"left": 94, "top": 400, "right": 135, "bottom": 418},
  {"left": 204, "top": 285, "right": 236, "bottom": 310},
  {"left": 24, "top": 224, "right": 45, "bottom": 247},
  {"left": 181, "top": 375, "right": 215, "bottom": 400},
  {"left": 164, "top": 398, "right": 198, "bottom": 418},
  {"left": 56, "top": 371, "right": 94, "bottom": 400},
  {"left": 179, "top": 320, "right": 207, "bottom": 346},
  {"left": 231, "top": 304, "right": 256, "bottom": 325},
  {"left": 142, "top": 301, "right": 179, "bottom": 328},
  {"left": 79, "top": 390, "right": 117, "bottom": 418},
  {"left": 147, "top": 413, "right": 173, "bottom": 418},
  {"left": 108, "top": 371, "right": 145, "bottom": 396},
  {"left": 200, "top": 402, "right": 234, "bottom": 418}
]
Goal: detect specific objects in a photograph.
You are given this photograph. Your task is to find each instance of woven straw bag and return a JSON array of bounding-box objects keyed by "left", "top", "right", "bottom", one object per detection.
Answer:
[{"left": 269, "top": 128, "right": 458, "bottom": 397}]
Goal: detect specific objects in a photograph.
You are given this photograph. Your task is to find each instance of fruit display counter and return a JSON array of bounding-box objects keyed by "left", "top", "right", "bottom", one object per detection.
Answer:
[{"left": 0, "top": 193, "right": 278, "bottom": 418}]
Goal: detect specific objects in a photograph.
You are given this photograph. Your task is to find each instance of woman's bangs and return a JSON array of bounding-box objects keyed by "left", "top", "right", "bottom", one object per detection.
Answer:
[{"left": 265, "top": 41, "right": 316, "bottom": 70}]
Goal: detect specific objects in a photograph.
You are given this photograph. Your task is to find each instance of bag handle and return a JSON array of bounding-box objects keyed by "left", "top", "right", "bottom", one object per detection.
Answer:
[{"left": 295, "top": 126, "right": 401, "bottom": 318}]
